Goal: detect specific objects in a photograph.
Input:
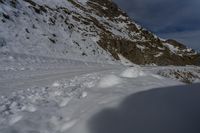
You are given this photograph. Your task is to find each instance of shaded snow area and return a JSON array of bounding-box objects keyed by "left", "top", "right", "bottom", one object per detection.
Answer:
[
  {"left": 0, "top": 63, "right": 186, "bottom": 133},
  {"left": 89, "top": 83, "right": 200, "bottom": 133}
]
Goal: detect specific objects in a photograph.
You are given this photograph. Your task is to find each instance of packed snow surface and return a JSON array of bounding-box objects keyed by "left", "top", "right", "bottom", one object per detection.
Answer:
[
  {"left": 120, "top": 67, "right": 146, "bottom": 78},
  {"left": 0, "top": 54, "right": 199, "bottom": 133},
  {"left": 97, "top": 75, "right": 122, "bottom": 88}
]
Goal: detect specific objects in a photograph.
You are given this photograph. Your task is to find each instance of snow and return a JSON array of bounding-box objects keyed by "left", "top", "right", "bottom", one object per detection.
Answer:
[
  {"left": 60, "top": 119, "right": 77, "bottom": 132},
  {"left": 97, "top": 75, "right": 122, "bottom": 88},
  {"left": 136, "top": 45, "right": 146, "bottom": 51},
  {"left": 0, "top": 0, "right": 200, "bottom": 132},
  {"left": 0, "top": 60, "right": 199, "bottom": 133},
  {"left": 164, "top": 43, "right": 179, "bottom": 54},
  {"left": 81, "top": 91, "right": 88, "bottom": 98},
  {"left": 23, "top": 104, "right": 37, "bottom": 112},
  {"left": 59, "top": 97, "right": 71, "bottom": 107},
  {"left": 9, "top": 115, "right": 23, "bottom": 125},
  {"left": 52, "top": 81, "right": 60, "bottom": 87},
  {"left": 89, "top": 83, "right": 200, "bottom": 133},
  {"left": 0, "top": 0, "right": 196, "bottom": 66},
  {"left": 151, "top": 74, "right": 164, "bottom": 79},
  {"left": 120, "top": 67, "right": 146, "bottom": 78},
  {"left": 154, "top": 52, "right": 163, "bottom": 57},
  {"left": 77, "top": 0, "right": 88, "bottom": 4},
  {"left": 118, "top": 54, "right": 134, "bottom": 66},
  {"left": 0, "top": 0, "right": 116, "bottom": 63},
  {"left": 143, "top": 66, "right": 200, "bottom": 83}
]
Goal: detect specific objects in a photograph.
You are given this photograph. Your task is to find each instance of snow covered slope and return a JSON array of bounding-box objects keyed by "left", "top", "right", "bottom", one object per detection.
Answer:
[
  {"left": 0, "top": 0, "right": 199, "bottom": 65},
  {"left": 0, "top": 0, "right": 115, "bottom": 62},
  {"left": 0, "top": 65, "right": 184, "bottom": 133}
]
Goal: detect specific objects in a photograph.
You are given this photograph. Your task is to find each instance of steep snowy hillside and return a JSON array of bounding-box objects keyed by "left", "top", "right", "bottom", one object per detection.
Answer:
[
  {"left": 0, "top": 0, "right": 115, "bottom": 62},
  {"left": 0, "top": 0, "right": 199, "bottom": 65}
]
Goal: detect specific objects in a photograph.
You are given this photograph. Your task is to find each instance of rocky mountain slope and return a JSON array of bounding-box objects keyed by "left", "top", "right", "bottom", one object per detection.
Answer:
[{"left": 0, "top": 0, "right": 199, "bottom": 65}]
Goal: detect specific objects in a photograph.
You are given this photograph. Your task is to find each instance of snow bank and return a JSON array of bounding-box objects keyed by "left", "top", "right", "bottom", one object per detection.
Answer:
[
  {"left": 120, "top": 67, "right": 146, "bottom": 78},
  {"left": 97, "top": 75, "right": 122, "bottom": 88}
]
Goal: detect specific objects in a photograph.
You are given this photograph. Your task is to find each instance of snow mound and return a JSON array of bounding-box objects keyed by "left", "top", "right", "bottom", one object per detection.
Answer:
[
  {"left": 52, "top": 81, "right": 60, "bottom": 87},
  {"left": 59, "top": 97, "right": 71, "bottom": 107},
  {"left": 81, "top": 91, "right": 88, "bottom": 98},
  {"left": 97, "top": 75, "right": 122, "bottom": 88},
  {"left": 120, "top": 67, "right": 146, "bottom": 78}
]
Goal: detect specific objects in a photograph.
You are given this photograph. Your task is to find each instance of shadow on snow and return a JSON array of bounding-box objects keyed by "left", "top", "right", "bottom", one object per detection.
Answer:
[{"left": 88, "top": 83, "right": 200, "bottom": 133}]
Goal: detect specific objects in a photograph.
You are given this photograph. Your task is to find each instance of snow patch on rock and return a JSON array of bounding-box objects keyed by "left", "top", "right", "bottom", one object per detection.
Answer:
[{"left": 118, "top": 54, "right": 134, "bottom": 66}]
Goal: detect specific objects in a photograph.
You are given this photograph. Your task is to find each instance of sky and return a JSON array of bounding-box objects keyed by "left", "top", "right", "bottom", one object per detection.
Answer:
[{"left": 114, "top": 0, "right": 200, "bottom": 51}]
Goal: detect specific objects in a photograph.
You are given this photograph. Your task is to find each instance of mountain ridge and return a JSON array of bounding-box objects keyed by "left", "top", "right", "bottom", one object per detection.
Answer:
[{"left": 0, "top": 0, "right": 199, "bottom": 65}]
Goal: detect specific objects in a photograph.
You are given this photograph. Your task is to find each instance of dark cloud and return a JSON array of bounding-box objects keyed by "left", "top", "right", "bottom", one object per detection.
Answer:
[{"left": 114, "top": 0, "right": 200, "bottom": 50}]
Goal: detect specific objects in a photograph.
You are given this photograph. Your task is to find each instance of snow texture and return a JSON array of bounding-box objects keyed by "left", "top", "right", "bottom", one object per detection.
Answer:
[
  {"left": 0, "top": 0, "right": 200, "bottom": 133},
  {"left": 120, "top": 67, "right": 146, "bottom": 78},
  {"left": 0, "top": 61, "right": 189, "bottom": 133},
  {"left": 0, "top": 57, "right": 199, "bottom": 133},
  {"left": 97, "top": 75, "right": 122, "bottom": 88}
]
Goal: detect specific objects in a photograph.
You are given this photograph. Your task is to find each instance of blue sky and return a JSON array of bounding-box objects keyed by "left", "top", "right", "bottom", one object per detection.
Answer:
[{"left": 114, "top": 0, "right": 200, "bottom": 51}]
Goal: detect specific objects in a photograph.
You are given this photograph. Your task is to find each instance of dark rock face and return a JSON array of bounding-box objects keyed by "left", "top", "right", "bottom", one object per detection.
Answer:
[
  {"left": 98, "top": 31, "right": 200, "bottom": 66},
  {"left": 88, "top": 0, "right": 200, "bottom": 66}
]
